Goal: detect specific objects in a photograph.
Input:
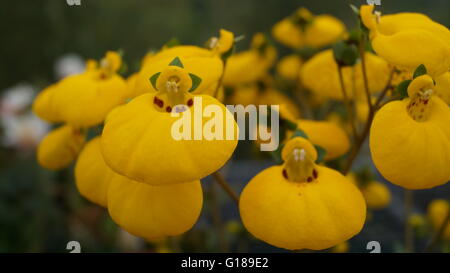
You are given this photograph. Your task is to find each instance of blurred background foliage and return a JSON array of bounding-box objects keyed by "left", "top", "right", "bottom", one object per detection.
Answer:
[{"left": 0, "top": 0, "right": 449, "bottom": 252}]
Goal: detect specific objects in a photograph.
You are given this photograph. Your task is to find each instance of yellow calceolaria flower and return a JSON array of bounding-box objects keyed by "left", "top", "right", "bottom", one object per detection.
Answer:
[
  {"left": 287, "top": 119, "right": 350, "bottom": 160},
  {"left": 32, "top": 84, "right": 62, "bottom": 123},
  {"left": 239, "top": 137, "right": 366, "bottom": 250},
  {"left": 227, "top": 82, "right": 301, "bottom": 123},
  {"left": 133, "top": 46, "right": 224, "bottom": 97},
  {"left": 435, "top": 72, "right": 450, "bottom": 104},
  {"left": 300, "top": 50, "right": 391, "bottom": 100},
  {"left": 206, "top": 29, "right": 235, "bottom": 55},
  {"left": 36, "top": 52, "right": 128, "bottom": 127},
  {"left": 427, "top": 199, "right": 450, "bottom": 240},
  {"left": 370, "top": 75, "right": 450, "bottom": 189},
  {"left": 37, "top": 125, "right": 85, "bottom": 170},
  {"left": 223, "top": 33, "right": 277, "bottom": 86},
  {"left": 101, "top": 57, "right": 238, "bottom": 185},
  {"left": 360, "top": 5, "right": 450, "bottom": 77},
  {"left": 75, "top": 137, "right": 114, "bottom": 207},
  {"left": 75, "top": 136, "right": 203, "bottom": 240},
  {"left": 330, "top": 241, "right": 350, "bottom": 253},
  {"left": 361, "top": 181, "right": 391, "bottom": 210},
  {"left": 276, "top": 54, "right": 302, "bottom": 81},
  {"left": 272, "top": 7, "right": 345, "bottom": 49},
  {"left": 108, "top": 176, "right": 203, "bottom": 241}
]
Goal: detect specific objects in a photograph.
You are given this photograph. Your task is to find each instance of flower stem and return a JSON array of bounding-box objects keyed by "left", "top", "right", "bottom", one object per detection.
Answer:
[
  {"left": 213, "top": 59, "right": 228, "bottom": 99},
  {"left": 359, "top": 37, "right": 373, "bottom": 112},
  {"left": 212, "top": 171, "right": 239, "bottom": 205},
  {"left": 404, "top": 190, "right": 414, "bottom": 253},
  {"left": 337, "top": 66, "right": 358, "bottom": 140},
  {"left": 342, "top": 69, "right": 394, "bottom": 175},
  {"left": 424, "top": 210, "right": 450, "bottom": 252}
]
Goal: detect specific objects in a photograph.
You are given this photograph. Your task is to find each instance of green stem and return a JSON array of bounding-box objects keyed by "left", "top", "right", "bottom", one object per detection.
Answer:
[
  {"left": 424, "top": 210, "right": 450, "bottom": 252},
  {"left": 337, "top": 66, "right": 358, "bottom": 140},
  {"left": 212, "top": 171, "right": 239, "bottom": 205},
  {"left": 404, "top": 190, "right": 414, "bottom": 253}
]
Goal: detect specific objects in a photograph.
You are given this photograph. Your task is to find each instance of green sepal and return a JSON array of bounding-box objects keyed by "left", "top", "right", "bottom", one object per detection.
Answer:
[
  {"left": 395, "top": 79, "right": 412, "bottom": 98},
  {"left": 332, "top": 41, "right": 358, "bottom": 66},
  {"left": 169, "top": 56, "right": 184, "bottom": 68},
  {"left": 188, "top": 73, "right": 202, "bottom": 92},
  {"left": 314, "top": 145, "right": 327, "bottom": 163},
  {"left": 165, "top": 37, "right": 180, "bottom": 48},
  {"left": 413, "top": 64, "right": 427, "bottom": 79},
  {"left": 149, "top": 72, "right": 161, "bottom": 90},
  {"left": 290, "top": 128, "right": 309, "bottom": 139}
]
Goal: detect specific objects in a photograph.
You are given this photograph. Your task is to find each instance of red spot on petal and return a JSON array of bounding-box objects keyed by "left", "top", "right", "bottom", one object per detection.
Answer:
[
  {"left": 153, "top": 96, "right": 164, "bottom": 108},
  {"left": 282, "top": 169, "right": 288, "bottom": 180},
  {"left": 187, "top": 98, "right": 193, "bottom": 107},
  {"left": 166, "top": 106, "right": 172, "bottom": 113}
]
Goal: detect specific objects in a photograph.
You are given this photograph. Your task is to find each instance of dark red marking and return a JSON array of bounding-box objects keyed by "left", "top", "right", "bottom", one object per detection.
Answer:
[
  {"left": 313, "top": 169, "right": 318, "bottom": 179},
  {"left": 166, "top": 106, "right": 172, "bottom": 113},
  {"left": 282, "top": 169, "right": 288, "bottom": 180},
  {"left": 153, "top": 96, "right": 164, "bottom": 108},
  {"left": 187, "top": 98, "right": 193, "bottom": 107}
]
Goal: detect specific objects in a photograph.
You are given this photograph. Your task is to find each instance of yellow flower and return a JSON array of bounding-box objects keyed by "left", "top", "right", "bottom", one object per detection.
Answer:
[
  {"left": 75, "top": 137, "right": 113, "bottom": 207},
  {"left": 41, "top": 52, "right": 128, "bottom": 127},
  {"left": 272, "top": 8, "right": 345, "bottom": 49},
  {"left": 360, "top": 5, "right": 450, "bottom": 77},
  {"left": 223, "top": 33, "right": 277, "bottom": 86},
  {"left": 32, "top": 84, "right": 62, "bottom": 123},
  {"left": 408, "top": 213, "right": 426, "bottom": 229},
  {"left": 286, "top": 119, "right": 350, "bottom": 160},
  {"left": 124, "top": 73, "right": 140, "bottom": 100},
  {"left": 239, "top": 137, "right": 366, "bottom": 250},
  {"left": 207, "top": 29, "right": 234, "bottom": 55},
  {"left": 300, "top": 50, "right": 391, "bottom": 100},
  {"left": 361, "top": 181, "right": 391, "bottom": 210},
  {"left": 108, "top": 176, "right": 203, "bottom": 241},
  {"left": 75, "top": 137, "right": 202, "bottom": 240},
  {"left": 276, "top": 54, "right": 302, "bottom": 81},
  {"left": 427, "top": 199, "right": 450, "bottom": 240},
  {"left": 133, "top": 46, "right": 223, "bottom": 97},
  {"left": 331, "top": 241, "right": 350, "bottom": 253},
  {"left": 370, "top": 75, "right": 450, "bottom": 189},
  {"left": 101, "top": 58, "right": 238, "bottom": 185},
  {"left": 435, "top": 72, "right": 450, "bottom": 104},
  {"left": 37, "top": 125, "right": 85, "bottom": 170}
]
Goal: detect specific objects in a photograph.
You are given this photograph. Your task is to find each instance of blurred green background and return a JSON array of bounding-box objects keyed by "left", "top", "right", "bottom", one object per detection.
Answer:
[{"left": 0, "top": 0, "right": 449, "bottom": 253}]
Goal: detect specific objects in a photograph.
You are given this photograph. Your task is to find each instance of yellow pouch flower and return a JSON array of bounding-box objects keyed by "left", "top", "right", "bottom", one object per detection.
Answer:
[
  {"left": 435, "top": 72, "right": 450, "bottom": 104},
  {"left": 239, "top": 137, "right": 366, "bottom": 250},
  {"left": 360, "top": 5, "right": 450, "bottom": 77},
  {"left": 75, "top": 137, "right": 113, "bottom": 207},
  {"left": 370, "top": 75, "right": 450, "bottom": 189},
  {"left": 37, "top": 125, "right": 85, "bottom": 170},
  {"left": 101, "top": 58, "right": 238, "bottom": 185},
  {"left": 300, "top": 50, "right": 390, "bottom": 100},
  {"left": 287, "top": 119, "right": 350, "bottom": 160},
  {"left": 51, "top": 52, "right": 128, "bottom": 127},
  {"left": 108, "top": 175, "right": 203, "bottom": 241},
  {"left": 276, "top": 54, "right": 302, "bottom": 81},
  {"left": 32, "top": 84, "right": 62, "bottom": 123},
  {"left": 272, "top": 8, "right": 345, "bottom": 49},
  {"left": 223, "top": 33, "right": 277, "bottom": 86},
  {"left": 361, "top": 181, "right": 391, "bottom": 210},
  {"left": 427, "top": 199, "right": 450, "bottom": 240}
]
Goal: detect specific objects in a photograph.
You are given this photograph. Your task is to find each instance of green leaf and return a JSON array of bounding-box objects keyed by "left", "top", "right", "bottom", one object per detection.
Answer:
[
  {"left": 314, "top": 145, "right": 327, "bottom": 163},
  {"left": 149, "top": 72, "right": 161, "bottom": 90},
  {"left": 332, "top": 41, "right": 358, "bottom": 66},
  {"left": 188, "top": 73, "right": 202, "bottom": 92},
  {"left": 413, "top": 64, "right": 427, "bottom": 78},
  {"left": 165, "top": 37, "right": 180, "bottom": 48},
  {"left": 395, "top": 79, "right": 412, "bottom": 98},
  {"left": 169, "top": 56, "right": 184, "bottom": 68}
]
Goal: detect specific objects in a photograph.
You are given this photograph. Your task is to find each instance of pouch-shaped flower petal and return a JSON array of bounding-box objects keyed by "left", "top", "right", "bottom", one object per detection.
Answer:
[
  {"left": 276, "top": 54, "right": 302, "bottom": 81},
  {"left": 361, "top": 181, "right": 391, "bottom": 210},
  {"left": 370, "top": 75, "right": 450, "bottom": 189},
  {"left": 300, "top": 50, "right": 390, "bottom": 100},
  {"left": 239, "top": 137, "right": 366, "bottom": 250},
  {"left": 102, "top": 60, "right": 238, "bottom": 185},
  {"left": 361, "top": 5, "right": 450, "bottom": 77},
  {"left": 108, "top": 175, "right": 203, "bottom": 241},
  {"left": 32, "top": 84, "right": 62, "bottom": 123},
  {"left": 75, "top": 137, "right": 114, "bottom": 207},
  {"left": 51, "top": 52, "right": 128, "bottom": 127},
  {"left": 427, "top": 199, "right": 450, "bottom": 240},
  {"left": 435, "top": 72, "right": 450, "bottom": 104},
  {"left": 223, "top": 33, "right": 277, "bottom": 86},
  {"left": 272, "top": 8, "right": 345, "bottom": 49},
  {"left": 37, "top": 125, "right": 85, "bottom": 170},
  {"left": 290, "top": 119, "right": 350, "bottom": 160}
]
